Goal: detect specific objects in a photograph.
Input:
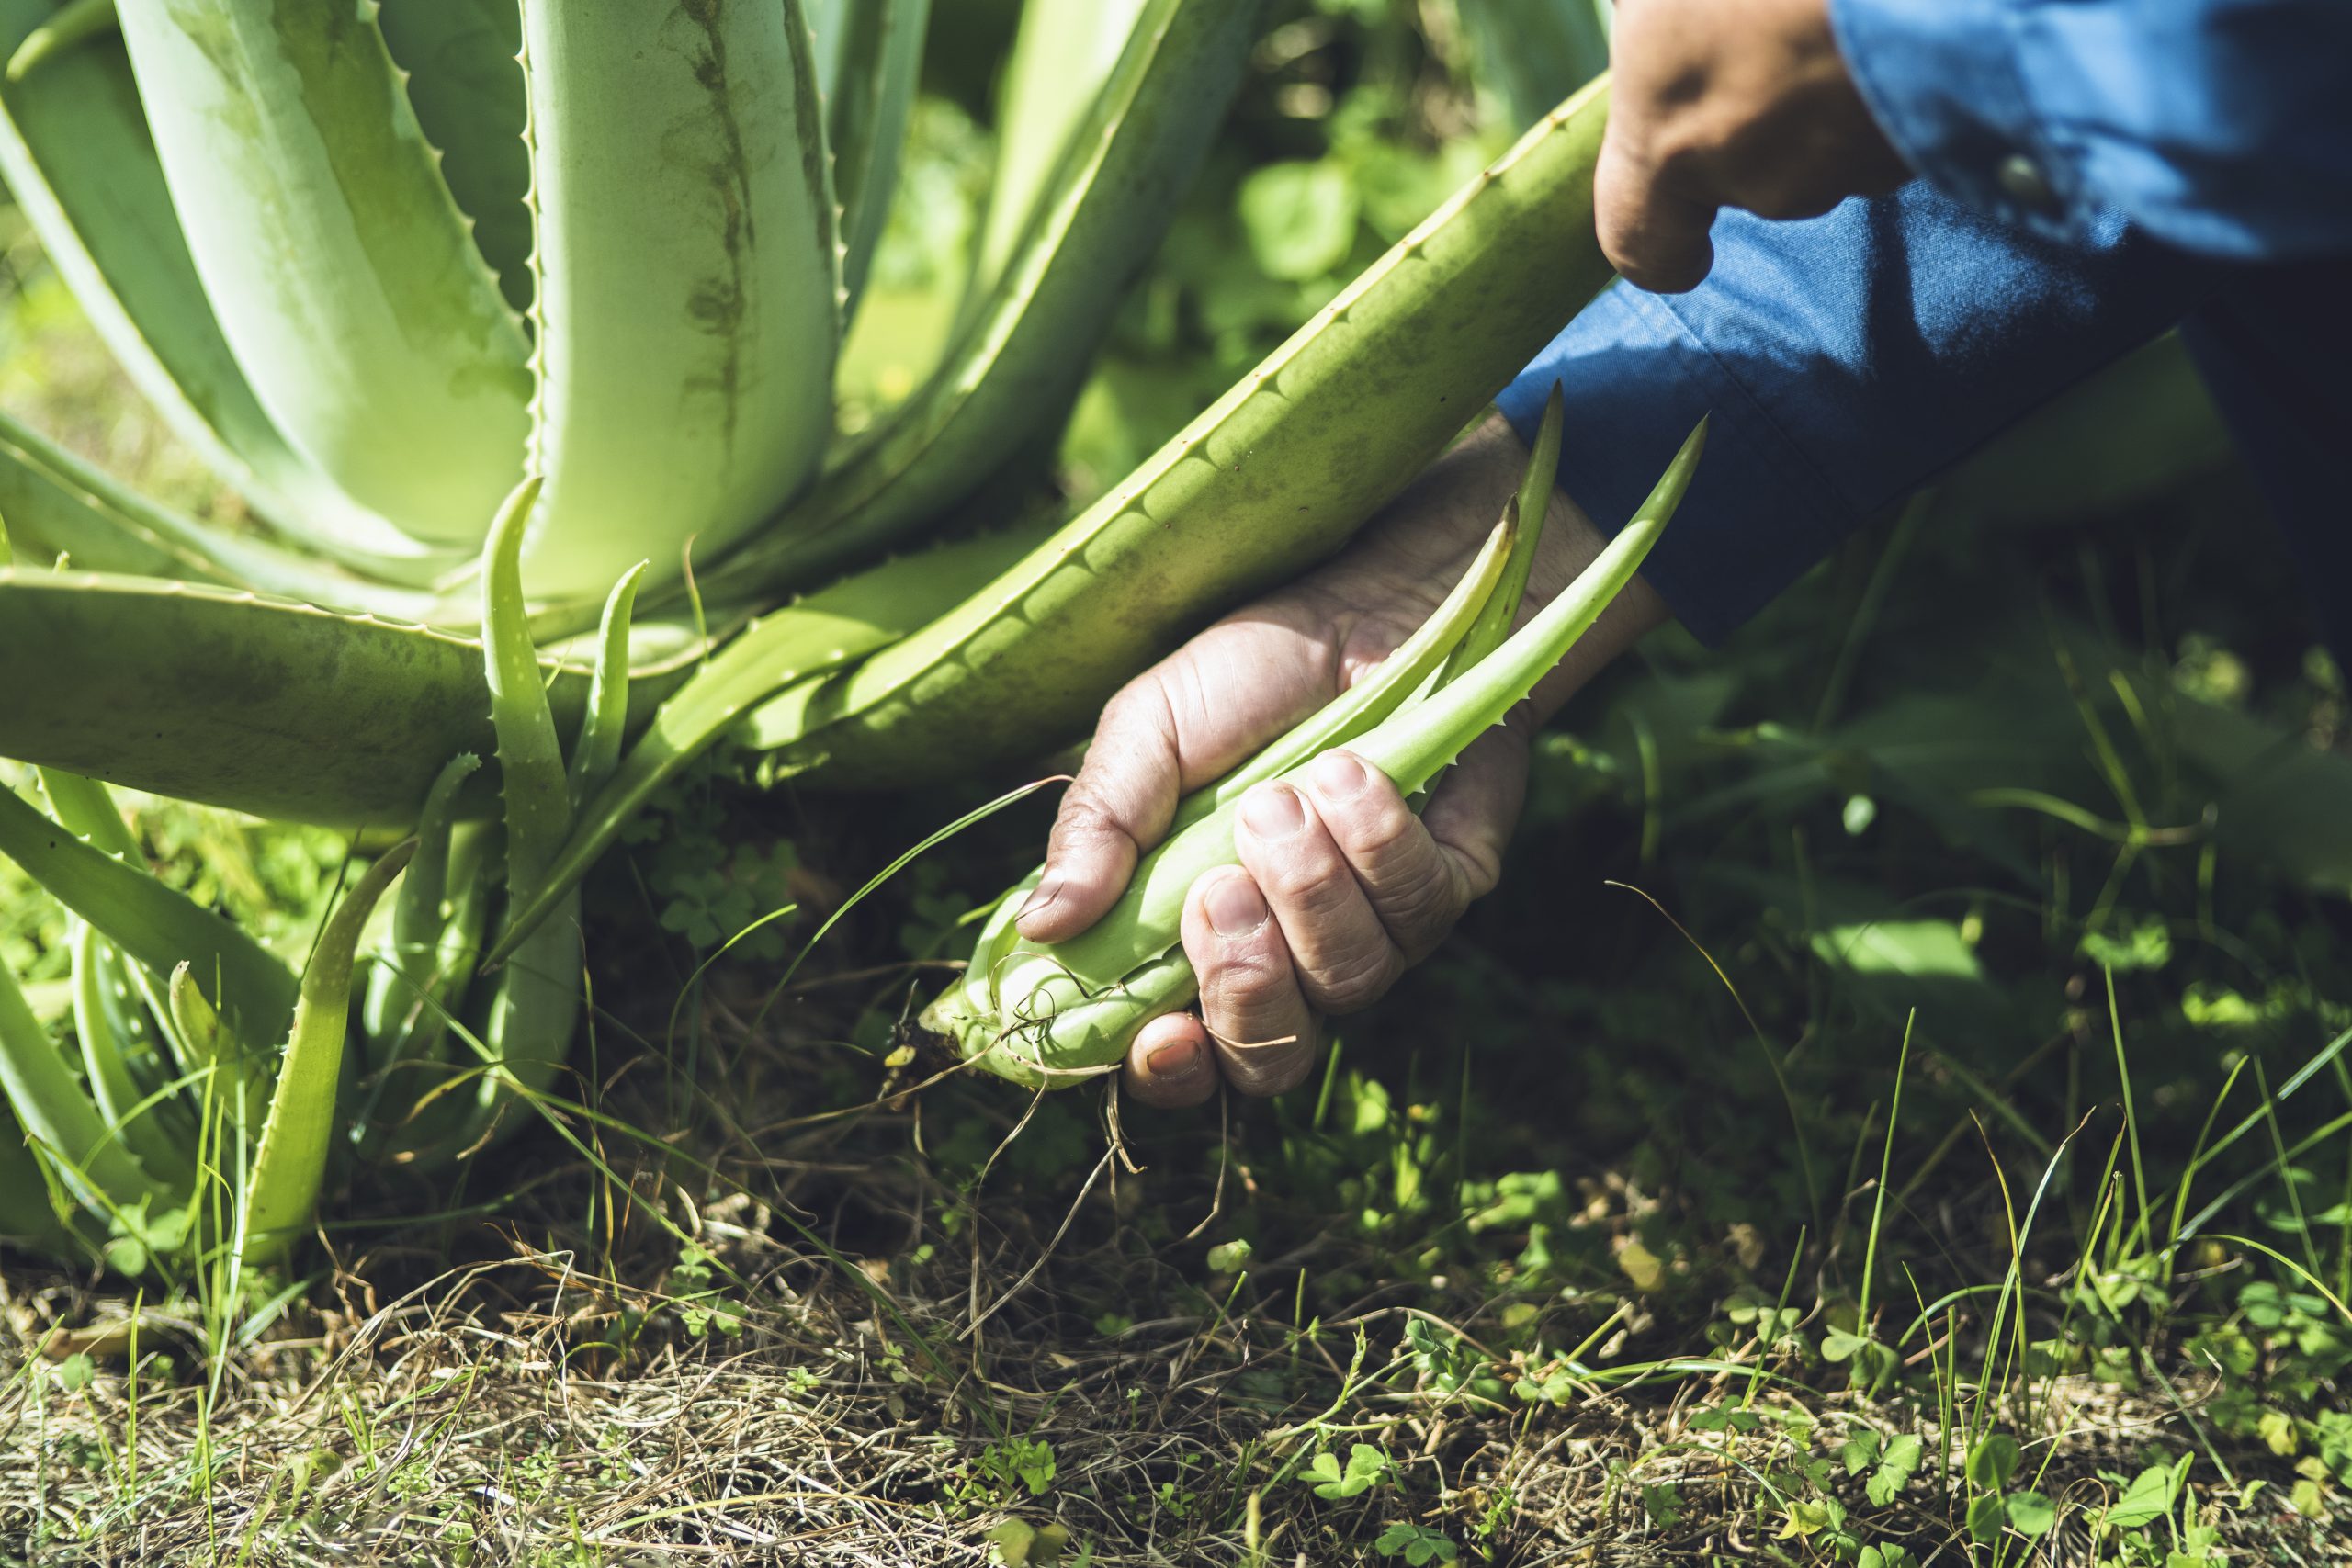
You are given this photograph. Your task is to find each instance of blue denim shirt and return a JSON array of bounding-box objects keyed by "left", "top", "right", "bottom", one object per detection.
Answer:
[{"left": 1498, "top": 0, "right": 2352, "bottom": 656}]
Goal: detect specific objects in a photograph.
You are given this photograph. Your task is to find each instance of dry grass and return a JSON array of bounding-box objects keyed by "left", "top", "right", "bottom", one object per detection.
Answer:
[{"left": 5, "top": 969, "right": 2345, "bottom": 1567}]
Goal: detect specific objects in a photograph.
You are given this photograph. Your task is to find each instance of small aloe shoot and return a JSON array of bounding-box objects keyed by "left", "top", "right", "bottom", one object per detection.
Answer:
[
  {"left": 237, "top": 839, "right": 413, "bottom": 1264},
  {"left": 925, "top": 410, "right": 1707, "bottom": 1087}
]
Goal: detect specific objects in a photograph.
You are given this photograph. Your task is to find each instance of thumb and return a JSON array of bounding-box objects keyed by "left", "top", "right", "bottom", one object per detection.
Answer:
[{"left": 1594, "top": 129, "right": 1719, "bottom": 295}]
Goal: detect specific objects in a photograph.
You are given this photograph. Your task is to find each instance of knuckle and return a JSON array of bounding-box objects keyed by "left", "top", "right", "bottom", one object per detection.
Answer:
[{"left": 1306, "top": 944, "right": 1398, "bottom": 1014}]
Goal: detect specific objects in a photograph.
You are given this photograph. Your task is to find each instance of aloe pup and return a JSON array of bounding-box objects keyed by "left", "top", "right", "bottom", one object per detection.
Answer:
[{"left": 926, "top": 402, "right": 1707, "bottom": 1086}]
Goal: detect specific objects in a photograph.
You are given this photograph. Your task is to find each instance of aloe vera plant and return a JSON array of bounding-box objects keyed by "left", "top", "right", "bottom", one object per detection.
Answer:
[
  {"left": 0, "top": 1, "right": 1645, "bottom": 1264},
  {"left": 925, "top": 404, "right": 1708, "bottom": 1086}
]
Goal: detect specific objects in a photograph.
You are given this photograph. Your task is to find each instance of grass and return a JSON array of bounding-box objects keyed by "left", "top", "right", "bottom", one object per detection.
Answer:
[{"left": 4, "top": 6, "right": 2352, "bottom": 1562}]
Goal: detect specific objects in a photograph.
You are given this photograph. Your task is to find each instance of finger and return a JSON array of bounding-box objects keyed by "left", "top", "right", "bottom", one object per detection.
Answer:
[
  {"left": 1594, "top": 131, "right": 1718, "bottom": 295},
  {"left": 1021, "top": 616, "right": 1337, "bottom": 944},
  {"left": 1122, "top": 1011, "right": 1219, "bottom": 1110},
  {"left": 1185, "top": 868, "right": 1319, "bottom": 1097},
  {"left": 1299, "top": 750, "right": 1472, "bottom": 967},
  {"left": 1017, "top": 681, "right": 1181, "bottom": 942},
  {"left": 1233, "top": 779, "right": 1402, "bottom": 1015}
]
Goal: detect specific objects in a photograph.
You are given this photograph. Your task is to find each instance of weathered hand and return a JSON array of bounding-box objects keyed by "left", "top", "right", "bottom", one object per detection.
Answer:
[
  {"left": 1014, "top": 417, "right": 1668, "bottom": 1108},
  {"left": 1595, "top": 0, "right": 1913, "bottom": 293}
]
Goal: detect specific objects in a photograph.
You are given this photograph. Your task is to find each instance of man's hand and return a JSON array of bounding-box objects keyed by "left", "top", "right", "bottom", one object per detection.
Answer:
[
  {"left": 1596, "top": 0, "right": 1912, "bottom": 293},
  {"left": 1014, "top": 417, "right": 1668, "bottom": 1109}
]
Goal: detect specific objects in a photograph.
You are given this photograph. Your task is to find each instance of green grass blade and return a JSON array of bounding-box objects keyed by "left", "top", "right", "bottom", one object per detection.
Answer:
[
  {"left": 518, "top": 0, "right": 839, "bottom": 599},
  {"left": 0, "top": 567, "right": 709, "bottom": 826},
  {"left": 707, "top": 0, "right": 1257, "bottom": 598},
  {"left": 821, "top": 0, "right": 930, "bottom": 322},
  {"left": 568, "top": 563, "right": 649, "bottom": 811},
  {"left": 488, "top": 521, "right": 1052, "bottom": 965},
  {"left": 236, "top": 840, "right": 413, "bottom": 1264},
  {"left": 376, "top": 0, "right": 533, "bottom": 315},
  {"left": 0, "top": 2, "right": 467, "bottom": 581},
  {"left": 749, "top": 76, "right": 1621, "bottom": 784},
  {"left": 0, "top": 779, "right": 298, "bottom": 1046},
  {"left": 115, "top": 0, "right": 531, "bottom": 544}
]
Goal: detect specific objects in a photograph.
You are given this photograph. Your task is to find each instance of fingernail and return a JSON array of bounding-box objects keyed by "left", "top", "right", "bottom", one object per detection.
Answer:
[
  {"left": 1146, "top": 1039, "right": 1202, "bottom": 1079},
  {"left": 1204, "top": 874, "right": 1266, "bottom": 938},
  {"left": 1016, "top": 875, "right": 1059, "bottom": 922},
  {"left": 1309, "top": 750, "right": 1370, "bottom": 800},
  {"left": 1239, "top": 784, "right": 1304, "bottom": 840}
]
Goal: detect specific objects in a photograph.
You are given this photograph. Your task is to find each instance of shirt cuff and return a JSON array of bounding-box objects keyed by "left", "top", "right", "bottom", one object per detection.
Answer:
[
  {"left": 1496, "top": 281, "right": 1853, "bottom": 647},
  {"left": 1827, "top": 0, "right": 2083, "bottom": 243}
]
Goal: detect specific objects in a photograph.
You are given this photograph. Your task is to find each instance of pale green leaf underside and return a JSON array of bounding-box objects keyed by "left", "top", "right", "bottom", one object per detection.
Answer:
[
  {"left": 519, "top": 0, "right": 840, "bottom": 598},
  {"left": 115, "top": 0, "right": 531, "bottom": 546}
]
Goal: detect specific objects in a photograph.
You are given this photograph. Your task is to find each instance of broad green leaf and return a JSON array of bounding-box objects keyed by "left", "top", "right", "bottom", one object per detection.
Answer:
[
  {"left": 376, "top": 0, "right": 534, "bottom": 314},
  {"left": 0, "top": 1, "right": 466, "bottom": 582},
  {"left": 752, "top": 77, "right": 1621, "bottom": 784},
  {"left": 0, "top": 568, "right": 707, "bottom": 826},
  {"left": 239, "top": 842, "right": 413, "bottom": 1263},
  {"left": 0, "top": 1089, "right": 76, "bottom": 1254},
  {"left": 814, "top": 0, "right": 931, "bottom": 321},
  {"left": 713, "top": 0, "right": 1260, "bottom": 599},
  {"left": 1813, "top": 920, "right": 1986, "bottom": 982},
  {"left": 967, "top": 0, "right": 1149, "bottom": 305},
  {"left": 519, "top": 0, "right": 838, "bottom": 598},
  {"left": 1238, "top": 159, "right": 1359, "bottom": 282},
  {"left": 1456, "top": 0, "right": 1609, "bottom": 135},
  {"left": 115, "top": 0, "right": 532, "bottom": 545},
  {"left": 2103, "top": 1461, "right": 2182, "bottom": 1529},
  {"left": 2005, "top": 1490, "right": 2057, "bottom": 1538},
  {"left": 1965, "top": 1433, "right": 2021, "bottom": 1492}
]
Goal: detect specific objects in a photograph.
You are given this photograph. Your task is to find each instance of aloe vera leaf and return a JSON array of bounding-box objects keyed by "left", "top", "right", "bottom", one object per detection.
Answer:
[
  {"left": 356, "top": 821, "right": 492, "bottom": 1159},
  {"left": 1162, "top": 504, "right": 1523, "bottom": 842},
  {"left": 485, "top": 519, "right": 1053, "bottom": 965},
  {"left": 167, "top": 959, "right": 261, "bottom": 1130},
  {"left": 6, "top": 0, "right": 114, "bottom": 81},
  {"left": 375, "top": 0, "right": 533, "bottom": 315},
  {"left": 1351, "top": 423, "right": 1703, "bottom": 791},
  {"left": 568, "top": 564, "right": 649, "bottom": 810},
  {"left": 703, "top": 0, "right": 1256, "bottom": 600},
  {"left": 1456, "top": 0, "right": 1610, "bottom": 136},
  {"left": 820, "top": 0, "right": 930, "bottom": 321},
  {"left": 236, "top": 840, "right": 413, "bottom": 1264},
  {"left": 480, "top": 479, "right": 571, "bottom": 906},
  {"left": 0, "top": 568, "right": 708, "bottom": 826},
  {"left": 68, "top": 923, "right": 197, "bottom": 1186},
  {"left": 0, "top": 779, "right": 299, "bottom": 1045},
  {"left": 361, "top": 752, "right": 480, "bottom": 1065},
  {"left": 0, "top": 19, "right": 464, "bottom": 582},
  {"left": 114, "top": 0, "right": 531, "bottom": 544},
  {"left": 968, "top": 0, "right": 1151, "bottom": 310},
  {"left": 0, "top": 950, "right": 172, "bottom": 1211},
  {"left": 749, "top": 77, "right": 1620, "bottom": 782},
  {"left": 517, "top": 0, "right": 839, "bottom": 600},
  {"left": 0, "top": 407, "right": 482, "bottom": 618},
  {"left": 1442, "top": 385, "right": 1564, "bottom": 682},
  {"left": 936, "top": 420, "right": 1702, "bottom": 1082},
  {"left": 0, "top": 1091, "right": 77, "bottom": 1255}
]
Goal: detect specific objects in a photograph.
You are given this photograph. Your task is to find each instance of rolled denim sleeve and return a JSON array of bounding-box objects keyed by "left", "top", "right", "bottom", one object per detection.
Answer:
[
  {"left": 1828, "top": 0, "right": 2352, "bottom": 261},
  {"left": 1498, "top": 186, "right": 2216, "bottom": 644}
]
